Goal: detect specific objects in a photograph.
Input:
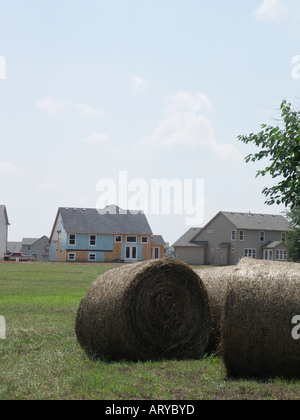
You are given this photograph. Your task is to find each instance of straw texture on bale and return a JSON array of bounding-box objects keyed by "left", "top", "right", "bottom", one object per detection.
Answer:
[
  {"left": 75, "top": 259, "right": 211, "bottom": 361},
  {"left": 221, "top": 258, "right": 300, "bottom": 379},
  {"left": 195, "top": 266, "right": 237, "bottom": 355}
]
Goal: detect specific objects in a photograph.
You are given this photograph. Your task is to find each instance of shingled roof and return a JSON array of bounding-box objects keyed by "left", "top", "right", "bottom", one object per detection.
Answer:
[
  {"left": 221, "top": 211, "right": 291, "bottom": 231},
  {"left": 58, "top": 205, "right": 153, "bottom": 235}
]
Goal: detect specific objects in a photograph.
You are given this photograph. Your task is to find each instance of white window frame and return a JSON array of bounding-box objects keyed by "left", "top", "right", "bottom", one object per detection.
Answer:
[
  {"left": 231, "top": 230, "right": 236, "bottom": 241},
  {"left": 115, "top": 235, "right": 122, "bottom": 243},
  {"left": 141, "top": 236, "right": 148, "bottom": 244},
  {"left": 259, "top": 231, "right": 265, "bottom": 242},
  {"left": 88, "top": 253, "right": 96, "bottom": 261},
  {"left": 125, "top": 245, "right": 138, "bottom": 261},
  {"left": 264, "top": 249, "right": 273, "bottom": 260},
  {"left": 89, "top": 235, "right": 97, "bottom": 246},
  {"left": 152, "top": 247, "right": 160, "bottom": 259},
  {"left": 239, "top": 230, "right": 244, "bottom": 241},
  {"left": 244, "top": 248, "right": 256, "bottom": 259},
  {"left": 276, "top": 249, "right": 287, "bottom": 261},
  {"left": 68, "top": 253, "right": 76, "bottom": 261},
  {"left": 126, "top": 236, "right": 137, "bottom": 243},
  {"left": 281, "top": 232, "right": 286, "bottom": 243},
  {"left": 68, "top": 234, "right": 76, "bottom": 246}
]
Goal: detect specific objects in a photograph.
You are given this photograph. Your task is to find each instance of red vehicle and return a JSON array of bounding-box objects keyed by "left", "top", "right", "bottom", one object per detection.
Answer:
[{"left": 4, "top": 252, "right": 35, "bottom": 262}]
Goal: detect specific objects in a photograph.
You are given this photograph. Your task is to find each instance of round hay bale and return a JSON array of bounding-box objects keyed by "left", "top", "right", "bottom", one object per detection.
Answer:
[
  {"left": 221, "top": 258, "right": 300, "bottom": 379},
  {"left": 75, "top": 259, "right": 211, "bottom": 361},
  {"left": 195, "top": 266, "right": 237, "bottom": 355}
]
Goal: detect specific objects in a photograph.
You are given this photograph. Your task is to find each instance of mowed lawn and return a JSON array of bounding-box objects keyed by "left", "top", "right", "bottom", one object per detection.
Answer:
[{"left": 1, "top": 261, "right": 300, "bottom": 400}]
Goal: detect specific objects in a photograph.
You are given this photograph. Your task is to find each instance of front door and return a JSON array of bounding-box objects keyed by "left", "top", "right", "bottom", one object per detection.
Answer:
[
  {"left": 264, "top": 249, "right": 273, "bottom": 260},
  {"left": 125, "top": 246, "right": 138, "bottom": 262}
]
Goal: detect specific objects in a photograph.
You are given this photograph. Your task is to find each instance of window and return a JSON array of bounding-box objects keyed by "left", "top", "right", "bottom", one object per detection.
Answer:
[
  {"left": 239, "top": 231, "right": 244, "bottom": 241},
  {"left": 231, "top": 230, "right": 236, "bottom": 241},
  {"left": 141, "top": 236, "right": 148, "bottom": 244},
  {"left": 115, "top": 235, "right": 122, "bottom": 243},
  {"left": 264, "top": 250, "right": 273, "bottom": 260},
  {"left": 217, "top": 247, "right": 220, "bottom": 253},
  {"left": 27, "top": 246, "right": 31, "bottom": 251},
  {"left": 259, "top": 231, "right": 265, "bottom": 242},
  {"left": 69, "top": 234, "right": 76, "bottom": 246},
  {"left": 89, "top": 235, "right": 96, "bottom": 246},
  {"left": 232, "top": 248, "right": 235, "bottom": 253},
  {"left": 244, "top": 249, "right": 256, "bottom": 259},
  {"left": 68, "top": 253, "right": 76, "bottom": 261},
  {"left": 88, "top": 253, "right": 96, "bottom": 261},
  {"left": 152, "top": 247, "right": 160, "bottom": 259},
  {"left": 282, "top": 232, "right": 286, "bottom": 243},
  {"left": 276, "top": 249, "right": 287, "bottom": 261},
  {"left": 126, "top": 236, "right": 137, "bottom": 243}
]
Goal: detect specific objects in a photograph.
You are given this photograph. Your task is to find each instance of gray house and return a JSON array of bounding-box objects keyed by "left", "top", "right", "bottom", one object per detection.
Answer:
[
  {"left": 21, "top": 236, "right": 49, "bottom": 261},
  {"left": 173, "top": 211, "right": 290, "bottom": 266},
  {"left": 7, "top": 236, "right": 50, "bottom": 261},
  {"left": 0, "top": 205, "right": 9, "bottom": 260}
]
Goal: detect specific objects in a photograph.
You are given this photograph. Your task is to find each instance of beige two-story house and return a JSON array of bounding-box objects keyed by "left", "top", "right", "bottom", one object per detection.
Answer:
[{"left": 173, "top": 211, "right": 290, "bottom": 266}]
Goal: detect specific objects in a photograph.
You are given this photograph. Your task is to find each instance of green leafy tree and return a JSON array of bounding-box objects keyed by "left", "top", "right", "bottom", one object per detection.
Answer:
[
  {"left": 238, "top": 100, "right": 300, "bottom": 209},
  {"left": 285, "top": 207, "right": 300, "bottom": 262}
]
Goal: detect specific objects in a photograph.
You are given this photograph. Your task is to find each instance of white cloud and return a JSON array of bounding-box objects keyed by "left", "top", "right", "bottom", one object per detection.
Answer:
[
  {"left": 70, "top": 102, "right": 105, "bottom": 118},
  {"left": 37, "top": 178, "right": 67, "bottom": 194},
  {"left": 134, "top": 91, "right": 242, "bottom": 165},
  {"left": 0, "top": 161, "right": 22, "bottom": 175},
  {"left": 84, "top": 133, "right": 109, "bottom": 144},
  {"left": 164, "top": 91, "right": 212, "bottom": 115},
  {"left": 253, "top": 0, "right": 289, "bottom": 21},
  {"left": 132, "top": 77, "right": 147, "bottom": 94},
  {"left": 37, "top": 98, "right": 104, "bottom": 118},
  {"left": 37, "top": 97, "right": 65, "bottom": 114}
]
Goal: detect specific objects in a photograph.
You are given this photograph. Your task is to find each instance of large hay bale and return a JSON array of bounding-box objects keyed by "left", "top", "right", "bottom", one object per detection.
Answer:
[
  {"left": 75, "top": 259, "right": 211, "bottom": 361},
  {"left": 195, "top": 266, "right": 237, "bottom": 354},
  {"left": 221, "top": 258, "right": 300, "bottom": 379}
]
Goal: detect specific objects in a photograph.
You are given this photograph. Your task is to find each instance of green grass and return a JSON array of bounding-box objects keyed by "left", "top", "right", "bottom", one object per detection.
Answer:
[{"left": 1, "top": 261, "right": 300, "bottom": 400}]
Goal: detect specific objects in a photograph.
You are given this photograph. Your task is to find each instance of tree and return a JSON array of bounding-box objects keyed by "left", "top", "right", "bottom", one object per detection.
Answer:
[
  {"left": 238, "top": 100, "right": 300, "bottom": 209},
  {"left": 285, "top": 207, "right": 300, "bottom": 262}
]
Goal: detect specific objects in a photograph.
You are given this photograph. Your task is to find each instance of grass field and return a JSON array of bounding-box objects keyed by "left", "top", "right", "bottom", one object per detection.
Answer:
[{"left": 1, "top": 261, "right": 300, "bottom": 400}]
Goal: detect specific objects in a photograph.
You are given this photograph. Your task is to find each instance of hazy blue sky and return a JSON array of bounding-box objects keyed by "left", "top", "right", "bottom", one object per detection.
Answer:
[{"left": 0, "top": 0, "right": 299, "bottom": 244}]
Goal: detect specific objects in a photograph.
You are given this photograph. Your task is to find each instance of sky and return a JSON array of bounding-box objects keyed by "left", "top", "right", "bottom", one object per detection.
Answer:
[{"left": 0, "top": 0, "right": 299, "bottom": 245}]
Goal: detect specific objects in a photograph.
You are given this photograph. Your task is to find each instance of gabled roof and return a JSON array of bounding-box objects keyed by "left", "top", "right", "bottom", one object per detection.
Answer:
[
  {"left": 0, "top": 205, "right": 9, "bottom": 225},
  {"left": 151, "top": 235, "right": 166, "bottom": 245},
  {"left": 22, "top": 238, "right": 39, "bottom": 246},
  {"left": 55, "top": 205, "right": 153, "bottom": 236},
  {"left": 221, "top": 211, "right": 290, "bottom": 231},
  {"left": 262, "top": 241, "right": 285, "bottom": 249},
  {"left": 172, "top": 228, "right": 203, "bottom": 247}
]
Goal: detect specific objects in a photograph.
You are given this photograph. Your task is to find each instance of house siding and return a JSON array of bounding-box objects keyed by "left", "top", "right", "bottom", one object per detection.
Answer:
[
  {"left": 0, "top": 207, "right": 8, "bottom": 260},
  {"left": 67, "top": 233, "right": 114, "bottom": 252},
  {"left": 49, "top": 208, "right": 164, "bottom": 263},
  {"left": 174, "top": 212, "right": 289, "bottom": 266}
]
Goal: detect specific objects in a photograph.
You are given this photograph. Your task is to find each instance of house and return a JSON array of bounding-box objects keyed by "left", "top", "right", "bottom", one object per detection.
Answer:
[
  {"left": 0, "top": 205, "right": 9, "bottom": 260},
  {"left": 49, "top": 205, "right": 165, "bottom": 263},
  {"left": 21, "top": 236, "right": 50, "bottom": 261},
  {"left": 7, "top": 236, "right": 50, "bottom": 261},
  {"left": 173, "top": 211, "right": 291, "bottom": 266}
]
